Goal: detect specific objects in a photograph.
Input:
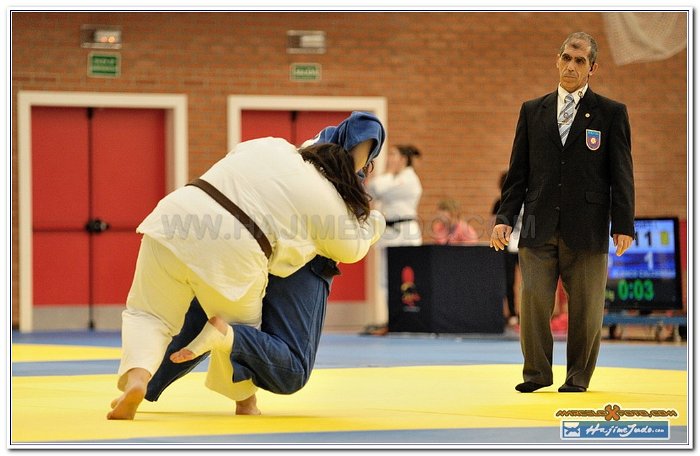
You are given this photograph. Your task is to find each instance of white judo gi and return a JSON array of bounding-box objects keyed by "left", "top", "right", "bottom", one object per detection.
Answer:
[
  {"left": 368, "top": 166, "right": 423, "bottom": 247},
  {"left": 118, "top": 137, "right": 385, "bottom": 400}
]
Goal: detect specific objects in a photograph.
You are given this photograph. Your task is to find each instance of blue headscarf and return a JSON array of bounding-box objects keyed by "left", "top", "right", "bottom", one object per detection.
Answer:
[{"left": 307, "top": 111, "right": 386, "bottom": 177}]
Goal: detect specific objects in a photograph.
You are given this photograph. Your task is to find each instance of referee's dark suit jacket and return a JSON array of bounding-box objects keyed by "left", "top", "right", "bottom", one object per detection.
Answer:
[{"left": 497, "top": 88, "right": 635, "bottom": 252}]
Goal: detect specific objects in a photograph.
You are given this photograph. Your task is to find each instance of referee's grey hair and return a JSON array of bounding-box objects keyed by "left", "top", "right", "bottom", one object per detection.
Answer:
[{"left": 559, "top": 32, "right": 598, "bottom": 65}]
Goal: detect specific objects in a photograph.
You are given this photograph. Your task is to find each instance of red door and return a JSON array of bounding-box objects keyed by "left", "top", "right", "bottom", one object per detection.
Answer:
[
  {"left": 241, "top": 110, "right": 366, "bottom": 302},
  {"left": 31, "top": 107, "right": 165, "bottom": 326}
]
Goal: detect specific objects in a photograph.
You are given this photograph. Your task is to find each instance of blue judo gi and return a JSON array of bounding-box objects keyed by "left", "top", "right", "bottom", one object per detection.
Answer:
[{"left": 145, "top": 255, "right": 339, "bottom": 399}]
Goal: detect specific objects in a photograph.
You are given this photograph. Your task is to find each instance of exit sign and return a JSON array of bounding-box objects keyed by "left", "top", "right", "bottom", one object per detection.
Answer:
[
  {"left": 290, "top": 63, "right": 321, "bottom": 82},
  {"left": 88, "top": 52, "right": 120, "bottom": 78}
]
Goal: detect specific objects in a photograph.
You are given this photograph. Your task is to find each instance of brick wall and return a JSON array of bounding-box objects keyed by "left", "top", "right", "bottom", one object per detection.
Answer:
[{"left": 11, "top": 11, "right": 688, "bottom": 326}]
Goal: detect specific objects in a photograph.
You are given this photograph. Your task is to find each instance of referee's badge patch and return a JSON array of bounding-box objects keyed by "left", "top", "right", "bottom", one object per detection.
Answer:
[{"left": 586, "top": 129, "right": 601, "bottom": 151}]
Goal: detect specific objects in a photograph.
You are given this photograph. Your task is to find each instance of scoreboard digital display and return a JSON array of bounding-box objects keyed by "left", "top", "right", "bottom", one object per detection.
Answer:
[{"left": 605, "top": 217, "right": 682, "bottom": 310}]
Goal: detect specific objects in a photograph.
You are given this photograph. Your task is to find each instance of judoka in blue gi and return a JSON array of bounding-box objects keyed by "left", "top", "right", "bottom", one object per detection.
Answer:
[{"left": 144, "top": 112, "right": 386, "bottom": 414}]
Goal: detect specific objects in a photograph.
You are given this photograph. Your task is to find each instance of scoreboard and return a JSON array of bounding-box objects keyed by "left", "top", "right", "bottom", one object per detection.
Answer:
[{"left": 605, "top": 218, "right": 683, "bottom": 310}]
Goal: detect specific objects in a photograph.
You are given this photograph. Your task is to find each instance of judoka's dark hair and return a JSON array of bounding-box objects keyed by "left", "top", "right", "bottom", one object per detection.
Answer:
[{"left": 299, "top": 143, "right": 371, "bottom": 223}]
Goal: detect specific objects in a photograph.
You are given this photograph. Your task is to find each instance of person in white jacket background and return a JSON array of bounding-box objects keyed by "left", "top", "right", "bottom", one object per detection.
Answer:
[
  {"left": 366, "top": 144, "right": 423, "bottom": 329},
  {"left": 108, "top": 132, "right": 385, "bottom": 420}
]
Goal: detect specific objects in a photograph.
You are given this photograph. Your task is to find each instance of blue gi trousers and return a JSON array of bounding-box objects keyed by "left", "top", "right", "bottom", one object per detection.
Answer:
[{"left": 145, "top": 255, "right": 339, "bottom": 400}]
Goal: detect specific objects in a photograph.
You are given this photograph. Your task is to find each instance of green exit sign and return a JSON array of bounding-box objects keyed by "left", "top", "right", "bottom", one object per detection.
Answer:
[
  {"left": 88, "top": 52, "right": 120, "bottom": 78},
  {"left": 290, "top": 63, "right": 321, "bottom": 82}
]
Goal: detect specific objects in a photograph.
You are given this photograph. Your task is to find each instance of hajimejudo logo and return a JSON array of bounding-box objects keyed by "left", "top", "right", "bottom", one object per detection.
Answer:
[
  {"left": 557, "top": 404, "right": 676, "bottom": 440},
  {"left": 561, "top": 421, "right": 670, "bottom": 440}
]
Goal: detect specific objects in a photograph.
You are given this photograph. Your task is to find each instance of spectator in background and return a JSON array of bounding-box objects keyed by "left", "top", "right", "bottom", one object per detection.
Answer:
[
  {"left": 492, "top": 171, "right": 521, "bottom": 327},
  {"left": 431, "top": 198, "right": 479, "bottom": 245},
  {"left": 365, "top": 144, "right": 423, "bottom": 334}
]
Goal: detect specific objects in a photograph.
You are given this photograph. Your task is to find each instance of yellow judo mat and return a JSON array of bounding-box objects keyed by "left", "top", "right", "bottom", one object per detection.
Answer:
[{"left": 11, "top": 343, "right": 687, "bottom": 444}]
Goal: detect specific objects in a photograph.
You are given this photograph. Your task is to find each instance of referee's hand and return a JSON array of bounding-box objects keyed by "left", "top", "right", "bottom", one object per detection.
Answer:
[
  {"left": 490, "top": 224, "right": 513, "bottom": 251},
  {"left": 613, "top": 233, "right": 634, "bottom": 256}
]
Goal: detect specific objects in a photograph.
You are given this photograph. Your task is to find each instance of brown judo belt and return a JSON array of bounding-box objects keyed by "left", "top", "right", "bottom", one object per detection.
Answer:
[{"left": 186, "top": 178, "right": 272, "bottom": 259}]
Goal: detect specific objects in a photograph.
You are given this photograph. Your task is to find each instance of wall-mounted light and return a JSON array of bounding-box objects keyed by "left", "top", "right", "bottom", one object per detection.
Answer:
[
  {"left": 81, "top": 25, "right": 122, "bottom": 49},
  {"left": 287, "top": 30, "right": 326, "bottom": 54}
]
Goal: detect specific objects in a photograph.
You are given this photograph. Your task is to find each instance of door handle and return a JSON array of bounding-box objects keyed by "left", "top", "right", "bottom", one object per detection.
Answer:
[{"left": 85, "top": 218, "right": 110, "bottom": 233}]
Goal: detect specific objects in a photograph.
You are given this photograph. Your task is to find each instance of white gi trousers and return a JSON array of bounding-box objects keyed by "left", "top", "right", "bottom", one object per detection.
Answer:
[{"left": 117, "top": 235, "right": 265, "bottom": 401}]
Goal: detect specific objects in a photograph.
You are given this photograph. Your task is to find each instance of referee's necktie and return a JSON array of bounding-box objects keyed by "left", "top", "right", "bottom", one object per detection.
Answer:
[{"left": 558, "top": 94, "right": 575, "bottom": 145}]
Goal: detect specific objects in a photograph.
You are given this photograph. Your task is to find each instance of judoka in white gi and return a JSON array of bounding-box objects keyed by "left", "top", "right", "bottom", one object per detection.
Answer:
[{"left": 108, "top": 114, "right": 385, "bottom": 419}]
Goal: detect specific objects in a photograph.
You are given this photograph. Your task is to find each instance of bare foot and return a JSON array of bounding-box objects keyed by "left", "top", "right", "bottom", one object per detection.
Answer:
[
  {"left": 236, "top": 394, "right": 261, "bottom": 415},
  {"left": 207, "top": 315, "right": 228, "bottom": 333},
  {"left": 170, "top": 316, "right": 230, "bottom": 364},
  {"left": 107, "top": 367, "right": 150, "bottom": 420},
  {"left": 170, "top": 348, "right": 196, "bottom": 364},
  {"left": 107, "top": 384, "right": 146, "bottom": 420}
]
